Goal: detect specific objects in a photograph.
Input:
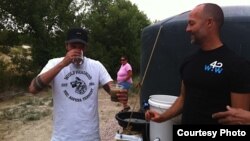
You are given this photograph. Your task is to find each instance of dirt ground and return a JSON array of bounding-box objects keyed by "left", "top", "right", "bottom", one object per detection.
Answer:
[{"left": 0, "top": 89, "right": 140, "bottom": 141}]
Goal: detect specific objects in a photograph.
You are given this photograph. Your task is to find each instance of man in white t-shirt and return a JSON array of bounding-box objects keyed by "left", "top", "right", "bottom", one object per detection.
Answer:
[{"left": 28, "top": 27, "right": 125, "bottom": 141}]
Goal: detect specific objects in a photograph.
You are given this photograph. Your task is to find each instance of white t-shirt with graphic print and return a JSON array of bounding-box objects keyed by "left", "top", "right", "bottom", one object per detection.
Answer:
[{"left": 39, "top": 57, "right": 112, "bottom": 141}]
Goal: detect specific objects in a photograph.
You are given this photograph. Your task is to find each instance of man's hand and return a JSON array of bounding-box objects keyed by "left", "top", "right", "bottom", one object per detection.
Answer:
[
  {"left": 145, "top": 110, "right": 163, "bottom": 122},
  {"left": 212, "top": 105, "right": 250, "bottom": 125},
  {"left": 62, "top": 49, "right": 82, "bottom": 67}
]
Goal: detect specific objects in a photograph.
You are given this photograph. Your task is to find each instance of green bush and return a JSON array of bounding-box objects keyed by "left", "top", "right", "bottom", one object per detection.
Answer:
[
  {"left": 0, "top": 46, "right": 11, "bottom": 54},
  {"left": 0, "top": 47, "right": 35, "bottom": 92},
  {"left": 0, "top": 59, "right": 9, "bottom": 92}
]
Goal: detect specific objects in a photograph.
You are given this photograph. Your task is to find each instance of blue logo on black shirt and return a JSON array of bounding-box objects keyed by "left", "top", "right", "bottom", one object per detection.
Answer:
[{"left": 204, "top": 61, "right": 223, "bottom": 74}]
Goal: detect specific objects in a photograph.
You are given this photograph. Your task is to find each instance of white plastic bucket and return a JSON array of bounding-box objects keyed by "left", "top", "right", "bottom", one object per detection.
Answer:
[{"left": 148, "top": 95, "right": 181, "bottom": 141}]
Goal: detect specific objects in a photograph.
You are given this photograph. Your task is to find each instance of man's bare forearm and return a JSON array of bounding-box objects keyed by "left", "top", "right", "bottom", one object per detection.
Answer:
[{"left": 29, "top": 62, "right": 66, "bottom": 94}]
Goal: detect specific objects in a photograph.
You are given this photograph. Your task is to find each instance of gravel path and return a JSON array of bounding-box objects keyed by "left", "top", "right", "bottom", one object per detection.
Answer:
[
  {"left": 99, "top": 89, "right": 123, "bottom": 141},
  {"left": 99, "top": 88, "right": 140, "bottom": 141}
]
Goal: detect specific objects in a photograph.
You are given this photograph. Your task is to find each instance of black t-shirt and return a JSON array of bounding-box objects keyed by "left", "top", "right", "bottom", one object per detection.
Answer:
[{"left": 180, "top": 45, "right": 250, "bottom": 124}]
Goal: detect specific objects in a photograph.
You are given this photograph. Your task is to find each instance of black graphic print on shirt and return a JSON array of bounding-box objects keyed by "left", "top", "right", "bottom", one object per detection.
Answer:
[{"left": 61, "top": 70, "right": 95, "bottom": 102}]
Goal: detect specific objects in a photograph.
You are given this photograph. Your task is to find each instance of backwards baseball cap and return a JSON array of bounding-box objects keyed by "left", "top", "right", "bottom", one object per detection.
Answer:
[{"left": 65, "top": 28, "right": 88, "bottom": 45}]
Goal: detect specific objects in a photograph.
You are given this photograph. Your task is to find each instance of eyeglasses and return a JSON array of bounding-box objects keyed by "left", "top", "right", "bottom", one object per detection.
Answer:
[{"left": 120, "top": 59, "right": 126, "bottom": 61}]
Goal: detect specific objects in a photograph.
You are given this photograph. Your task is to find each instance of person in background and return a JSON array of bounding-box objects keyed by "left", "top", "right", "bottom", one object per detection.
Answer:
[
  {"left": 117, "top": 56, "right": 133, "bottom": 112},
  {"left": 145, "top": 3, "right": 250, "bottom": 124},
  {"left": 212, "top": 105, "right": 250, "bottom": 125},
  {"left": 28, "top": 27, "right": 127, "bottom": 141}
]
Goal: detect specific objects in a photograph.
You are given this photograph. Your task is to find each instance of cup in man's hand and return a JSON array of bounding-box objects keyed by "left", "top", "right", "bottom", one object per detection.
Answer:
[
  {"left": 110, "top": 84, "right": 124, "bottom": 102},
  {"left": 73, "top": 50, "right": 83, "bottom": 67}
]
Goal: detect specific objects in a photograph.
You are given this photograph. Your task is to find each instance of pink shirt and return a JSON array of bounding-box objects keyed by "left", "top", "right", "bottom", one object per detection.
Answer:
[{"left": 117, "top": 63, "right": 133, "bottom": 83}]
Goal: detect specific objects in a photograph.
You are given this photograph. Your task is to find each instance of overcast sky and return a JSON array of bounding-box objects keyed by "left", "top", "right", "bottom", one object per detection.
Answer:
[{"left": 129, "top": 0, "right": 250, "bottom": 21}]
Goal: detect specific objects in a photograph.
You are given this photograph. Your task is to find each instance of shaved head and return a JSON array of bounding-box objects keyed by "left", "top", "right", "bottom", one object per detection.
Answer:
[
  {"left": 186, "top": 3, "right": 224, "bottom": 48},
  {"left": 199, "top": 3, "right": 224, "bottom": 29}
]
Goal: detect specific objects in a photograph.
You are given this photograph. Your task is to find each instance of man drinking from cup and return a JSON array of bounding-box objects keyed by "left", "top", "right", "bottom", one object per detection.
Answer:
[{"left": 28, "top": 27, "right": 127, "bottom": 141}]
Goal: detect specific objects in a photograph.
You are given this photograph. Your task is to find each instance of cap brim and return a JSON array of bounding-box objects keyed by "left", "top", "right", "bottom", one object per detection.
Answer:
[{"left": 65, "top": 39, "right": 87, "bottom": 45}]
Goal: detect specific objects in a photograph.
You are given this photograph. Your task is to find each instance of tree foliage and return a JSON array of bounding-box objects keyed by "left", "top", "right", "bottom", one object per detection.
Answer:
[
  {"left": 84, "top": 0, "right": 150, "bottom": 77},
  {"left": 0, "top": 0, "right": 86, "bottom": 67}
]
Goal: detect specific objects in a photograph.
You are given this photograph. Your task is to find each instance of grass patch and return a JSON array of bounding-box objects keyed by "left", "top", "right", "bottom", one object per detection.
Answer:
[{"left": 0, "top": 91, "right": 52, "bottom": 121}]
